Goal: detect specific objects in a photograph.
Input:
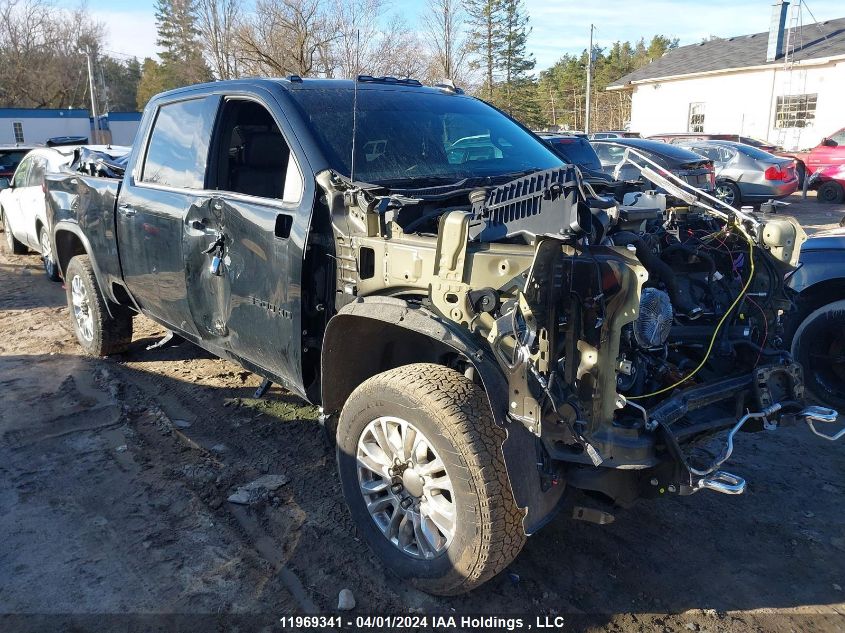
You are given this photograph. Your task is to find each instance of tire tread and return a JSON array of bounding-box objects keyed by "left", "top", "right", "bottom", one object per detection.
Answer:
[
  {"left": 66, "top": 255, "right": 133, "bottom": 355},
  {"left": 343, "top": 363, "right": 526, "bottom": 595}
]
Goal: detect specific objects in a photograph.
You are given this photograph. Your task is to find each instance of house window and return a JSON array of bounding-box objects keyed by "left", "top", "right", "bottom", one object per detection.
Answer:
[
  {"left": 688, "top": 103, "right": 705, "bottom": 133},
  {"left": 12, "top": 122, "right": 24, "bottom": 143},
  {"left": 775, "top": 94, "right": 817, "bottom": 128}
]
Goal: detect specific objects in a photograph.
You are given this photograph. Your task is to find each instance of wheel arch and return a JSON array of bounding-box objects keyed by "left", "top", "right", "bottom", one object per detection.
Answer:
[
  {"left": 787, "top": 276, "right": 845, "bottom": 340},
  {"left": 320, "top": 297, "right": 506, "bottom": 415},
  {"left": 53, "top": 223, "right": 116, "bottom": 316},
  {"left": 321, "top": 296, "right": 563, "bottom": 535}
]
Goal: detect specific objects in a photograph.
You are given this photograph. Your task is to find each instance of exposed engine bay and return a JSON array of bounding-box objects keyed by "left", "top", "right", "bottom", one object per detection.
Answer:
[{"left": 316, "top": 145, "right": 839, "bottom": 521}]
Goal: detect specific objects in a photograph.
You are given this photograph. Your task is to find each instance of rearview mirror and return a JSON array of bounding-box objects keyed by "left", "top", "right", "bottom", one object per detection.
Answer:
[
  {"left": 0, "top": 177, "right": 9, "bottom": 189},
  {"left": 821, "top": 137, "right": 837, "bottom": 147}
]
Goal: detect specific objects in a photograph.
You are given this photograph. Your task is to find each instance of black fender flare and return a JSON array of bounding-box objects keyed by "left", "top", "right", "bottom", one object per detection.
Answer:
[{"left": 321, "top": 296, "right": 565, "bottom": 534}]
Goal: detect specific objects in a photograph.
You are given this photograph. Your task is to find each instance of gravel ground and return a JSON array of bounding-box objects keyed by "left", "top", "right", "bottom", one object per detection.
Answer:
[{"left": 1, "top": 195, "right": 844, "bottom": 632}]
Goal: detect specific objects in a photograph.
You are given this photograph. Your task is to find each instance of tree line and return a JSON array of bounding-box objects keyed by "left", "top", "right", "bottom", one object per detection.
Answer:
[{"left": 0, "top": 0, "right": 678, "bottom": 131}]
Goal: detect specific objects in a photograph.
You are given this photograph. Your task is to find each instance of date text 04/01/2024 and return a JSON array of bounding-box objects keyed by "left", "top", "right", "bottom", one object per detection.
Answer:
[{"left": 278, "top": 615, "right": 570, "bottom": 630}]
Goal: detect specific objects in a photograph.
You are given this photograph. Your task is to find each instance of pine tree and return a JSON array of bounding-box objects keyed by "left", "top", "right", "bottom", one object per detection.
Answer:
[
  {"left": 154, "top": 0, "right": 213, "bottom": 89},
  {"left": 465, "top": 0, "right": 503, "bottom": 102},
  {"left": 497, "top": 0, "right": 534, "bottom": 116}
]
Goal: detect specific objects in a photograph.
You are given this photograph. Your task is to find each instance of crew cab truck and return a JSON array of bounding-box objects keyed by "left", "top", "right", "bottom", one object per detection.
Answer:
[{"left": 46, "top": 78, "right": 842, "bottom": 595}]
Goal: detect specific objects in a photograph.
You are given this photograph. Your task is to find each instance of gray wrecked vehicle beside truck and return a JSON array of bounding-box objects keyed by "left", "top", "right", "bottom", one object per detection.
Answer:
[{"left": 44, "top": 77, "right": 842, "bottom": 595}]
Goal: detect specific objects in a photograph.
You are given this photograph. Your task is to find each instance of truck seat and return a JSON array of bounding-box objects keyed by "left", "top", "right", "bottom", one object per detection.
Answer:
[{"left": 234, "top": 131, "right": 289, "bottom": 199}]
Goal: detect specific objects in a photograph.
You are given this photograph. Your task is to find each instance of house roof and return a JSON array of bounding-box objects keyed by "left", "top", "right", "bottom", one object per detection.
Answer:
[{"left": 608, "top": 16, "right": 845, "bottom": 88}]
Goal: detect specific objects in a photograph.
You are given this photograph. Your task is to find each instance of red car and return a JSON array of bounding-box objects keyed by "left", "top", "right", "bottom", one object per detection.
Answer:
[{"left": 779, "top": 127, "right": 845, "bottom": 186}]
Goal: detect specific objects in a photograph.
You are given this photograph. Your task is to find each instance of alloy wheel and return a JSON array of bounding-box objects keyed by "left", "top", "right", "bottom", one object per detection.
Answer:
[
  {"left": 714, "top": 184, "right": 735, "bottom": 206},
  {"left": 70, "top": 274, "right": 94, "bottom": 342},
  {"left": 41, "top": 229, "right": 55, "bottom": 275},
  {"left": 356, "top": 416, "right": 456, "bottom": 559}
]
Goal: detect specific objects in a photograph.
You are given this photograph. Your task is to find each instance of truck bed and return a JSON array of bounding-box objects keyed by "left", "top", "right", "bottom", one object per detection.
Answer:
[{"left": 45, "top": 172, "right": 125, "bottom": 302}]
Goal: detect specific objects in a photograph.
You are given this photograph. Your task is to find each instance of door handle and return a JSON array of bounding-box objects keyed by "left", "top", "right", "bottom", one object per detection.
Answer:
[{"left": 118, "top": 204, "right": 137, "bottom": 217}]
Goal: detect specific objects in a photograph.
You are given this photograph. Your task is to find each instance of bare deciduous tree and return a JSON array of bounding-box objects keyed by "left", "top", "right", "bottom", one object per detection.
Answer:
[
  {"left": 331, "top": 0, "right": 383, "bottom": 78},
  {"left": 368, "top": 15, "right": 429, "bottom": 79},
  {"left": 236, "top": 0, "right": 336, "bottom": 77},
  {"left": 197, "top": 0, "right": 241, "bottom": 80},
  {"left": 0, "top": 0, "right": 106, "bottom": 108},
  {"left": 421, "top": 0, "right": 468, "bottom": 83}
]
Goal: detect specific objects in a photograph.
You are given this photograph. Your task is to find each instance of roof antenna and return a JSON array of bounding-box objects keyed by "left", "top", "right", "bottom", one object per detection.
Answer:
[{"left": 350, "top": 28, "right": 360, "bottom": 185}]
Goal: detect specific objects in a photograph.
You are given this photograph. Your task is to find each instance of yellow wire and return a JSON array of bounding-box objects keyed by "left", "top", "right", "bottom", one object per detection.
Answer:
[{"left": 629, "top": 229, "right": 755, "bottom": 400}]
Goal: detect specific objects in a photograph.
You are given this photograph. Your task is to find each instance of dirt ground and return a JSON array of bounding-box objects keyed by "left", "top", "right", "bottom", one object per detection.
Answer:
[{"left": 1, "top": 192, "right": 844, "bottom": 632}]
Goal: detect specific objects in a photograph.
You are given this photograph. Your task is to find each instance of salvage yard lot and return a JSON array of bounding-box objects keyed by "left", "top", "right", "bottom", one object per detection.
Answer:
[{"left": 1, "top": 194, "right": 844, "bottom": 631}]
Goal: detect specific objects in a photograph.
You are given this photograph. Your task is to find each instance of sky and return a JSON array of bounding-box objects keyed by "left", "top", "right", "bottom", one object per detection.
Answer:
[{"left": 87, "top": 0, "right": 845, "bottom": 71}]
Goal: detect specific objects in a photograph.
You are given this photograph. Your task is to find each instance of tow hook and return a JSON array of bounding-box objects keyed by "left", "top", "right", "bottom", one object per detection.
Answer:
[
  {"left": 694, "top": 471, "right": 746, "bottom": 495},
  {"left": 800, "top": 406, "right": 843, "bottom": 441},
  {"left": 688, "top": 405, "right": 839, "bottom": 496}
]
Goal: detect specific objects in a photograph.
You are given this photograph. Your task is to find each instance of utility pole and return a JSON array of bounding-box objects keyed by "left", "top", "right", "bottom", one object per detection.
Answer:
[
  {"left": 85, "top": 47, "right": 100, "bottom": 145},
  {"left": 585, "top": 24, "right": 594, "bottom": 134}
]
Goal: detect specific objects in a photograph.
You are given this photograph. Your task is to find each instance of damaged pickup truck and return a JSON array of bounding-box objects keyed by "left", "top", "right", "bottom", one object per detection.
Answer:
[{"left": 45, "top": 77, "right": 843, "bottom": 595}]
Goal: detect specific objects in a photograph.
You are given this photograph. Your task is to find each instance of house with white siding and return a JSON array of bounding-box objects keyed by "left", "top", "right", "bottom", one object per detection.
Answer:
[{"left": 607, "top": 2, "right": 845, "bottom": 151}]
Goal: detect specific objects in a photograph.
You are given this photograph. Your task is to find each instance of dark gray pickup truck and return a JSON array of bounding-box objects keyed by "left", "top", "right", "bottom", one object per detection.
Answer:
[{"left": 45, "top": 77, "right": 842, "bottom": 595}]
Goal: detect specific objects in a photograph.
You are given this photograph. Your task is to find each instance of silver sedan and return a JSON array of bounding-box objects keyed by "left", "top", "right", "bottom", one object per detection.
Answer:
[{"left": 678, "top": 140, "right": 799, "bottom": 207}]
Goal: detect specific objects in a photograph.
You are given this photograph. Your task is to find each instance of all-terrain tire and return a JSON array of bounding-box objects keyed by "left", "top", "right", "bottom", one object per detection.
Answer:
[
  {"left": 65, "top": 255, "right": 133, "bottom": 356},
  {"left": 791, "top": 299, "right": 845, "bottom": 411},
  {"left": 336, "top": 363, "right": 526, "bottom": 596},
  {"left": 3, "top": 211, "right": 27, "bottom": 254}
]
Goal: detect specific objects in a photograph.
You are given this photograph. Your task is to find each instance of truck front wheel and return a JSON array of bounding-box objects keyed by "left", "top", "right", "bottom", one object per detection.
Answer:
[
  {"left": 65, "top": 255, "right": 133, "bottom": 356},
  {"left": 336, "top": 363, "right": 526, "bottom": 595},
  {"left": 791, "top": 299, "right": 845, "bottom": 410}
]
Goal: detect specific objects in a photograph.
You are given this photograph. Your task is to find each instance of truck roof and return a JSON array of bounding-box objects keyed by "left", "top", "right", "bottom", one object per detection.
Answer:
[{"left": 153, "top": 76, "right": 462, "bottom": 102}]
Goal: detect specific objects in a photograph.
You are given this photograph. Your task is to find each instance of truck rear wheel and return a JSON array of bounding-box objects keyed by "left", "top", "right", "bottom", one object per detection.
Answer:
[
  {"left": 65, "top": 255, "right": 133, "bottom": 356},
  {"left": 336, "top": 363, "right": 526, "bottom": 595}
]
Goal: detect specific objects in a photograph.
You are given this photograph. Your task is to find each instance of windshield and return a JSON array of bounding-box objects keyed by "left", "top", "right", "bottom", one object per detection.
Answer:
[
  {"left": 288, "top": 87, "right": 563, "bottom": 186},
  {"left": 0, "top": 150, "right": 28, "bottom": 173},
  {"left": 546, "top": 137, "right": 601, "bottom": 170}
]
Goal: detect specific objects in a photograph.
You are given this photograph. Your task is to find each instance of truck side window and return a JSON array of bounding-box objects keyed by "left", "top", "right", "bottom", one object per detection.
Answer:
[
  {"left": 209, "top": 99, "right": 303, "bottom": 203},
  {"left": 141, "top": 98, "right": 214, "bottom": 189}
]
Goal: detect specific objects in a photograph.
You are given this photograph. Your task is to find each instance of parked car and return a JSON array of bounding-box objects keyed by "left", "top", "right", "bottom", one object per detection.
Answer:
[
  {"left": 0, "top": 144, "right": 38, "bottom": 192},
  {"left": 675, "top": 140, "right": 798, "bottom": 207},
  {"left": 649, "top": 133, "right": 779, "bottom": 153},
  {"left": 786, "top": 227, "right": 845, "bottom": 410},
  {"left": 0, "top": 144, "right": 129, "bottom": 280},
  {"left": 806, "top": 164, "right": 845, "bottom": 204},
  {"left": 44, "top": 77, "right": 837, "bottom": 595},
  {"left": 537, "top": 133, "right": 613, "bottom": 184},
  {"left": 588, "top": 130, "right": 641, "bottom": 140},
  {"left": 778, "top": 127, "right": 845, "bottom": 185},
  {"left": 591, "top": 137, "right": 715, "bottom": 192}
]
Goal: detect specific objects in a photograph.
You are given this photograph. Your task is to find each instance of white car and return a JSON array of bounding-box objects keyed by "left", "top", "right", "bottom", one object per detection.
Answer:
[{"left": 0, "top": 145, "right": 129, "bottom": 280}]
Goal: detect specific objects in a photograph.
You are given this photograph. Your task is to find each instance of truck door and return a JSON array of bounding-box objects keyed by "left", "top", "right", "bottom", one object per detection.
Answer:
[
  {"left": 187, "top": 95, "right": 311, "bottom": 395},
  {"left": 116, "top": 95, "right": 219, "bottom": 334}
]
